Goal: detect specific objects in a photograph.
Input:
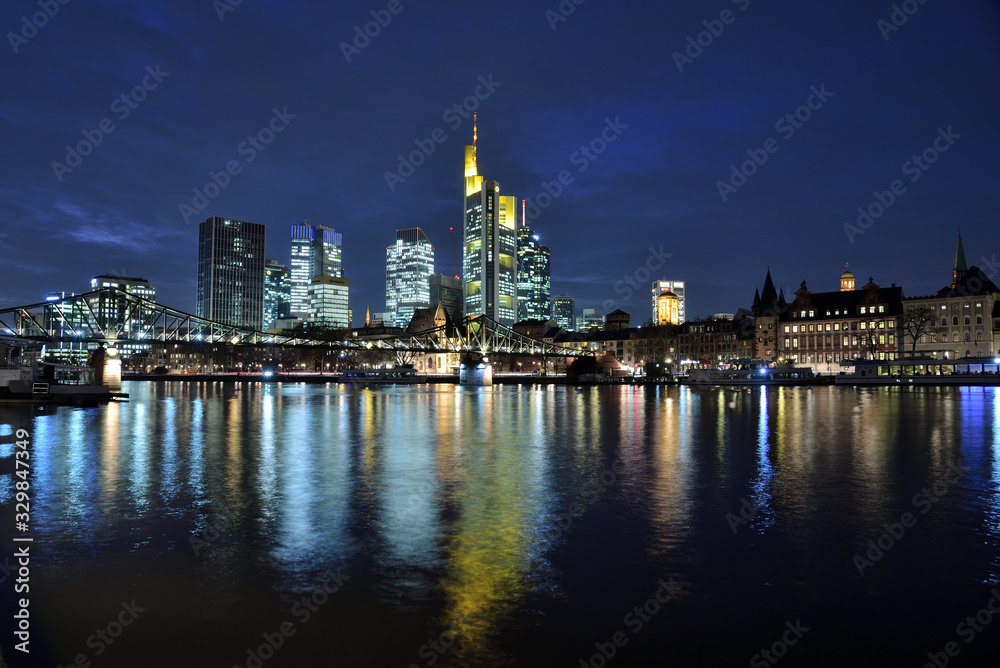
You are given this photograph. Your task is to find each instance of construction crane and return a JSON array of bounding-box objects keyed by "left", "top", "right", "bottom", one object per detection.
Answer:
[{"left": 449, "top": 226, "right": 460, "bottom": 278}]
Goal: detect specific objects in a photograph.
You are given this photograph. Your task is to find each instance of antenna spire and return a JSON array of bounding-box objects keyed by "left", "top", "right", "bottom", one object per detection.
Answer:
[{"left": 473, "top": 112, "right": 477, "bottom": 146}]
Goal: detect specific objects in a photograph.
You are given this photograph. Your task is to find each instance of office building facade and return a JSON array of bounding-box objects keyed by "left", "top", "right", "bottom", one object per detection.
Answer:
[
  {"left": 430, "top": 273, "right": 463, "bottom": 321},
  {"left": 264, "top": 260, "right": 292, "bottom": 330},
  {"left": 552, "top": 295, "right": 575, "bottom": 331},
  {"left": 517, "top": 226, "right": 551, "bottom": 322},
  {"left": 290, "top": 223, "right": 343, "bottom": 318},
  {"left": 308, "top": 276, "right": 351, "bottom": 328},
  {"left": 197, "top": 216, "right": 266, "bottom": 329},
  {"left": 463, "top": 119, "right": 518, "bottom": 326},
  {"left": 385, "top": 228, "right": 434, "bottom": 328}
]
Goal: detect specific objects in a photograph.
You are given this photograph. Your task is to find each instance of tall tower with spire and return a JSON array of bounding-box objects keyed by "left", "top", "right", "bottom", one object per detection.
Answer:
[
  {"left": 952, "top": 230, "right": 968, "bottom": 289},
  {"left": 462, "top": 115, "right": 519, "bottom": 325}
]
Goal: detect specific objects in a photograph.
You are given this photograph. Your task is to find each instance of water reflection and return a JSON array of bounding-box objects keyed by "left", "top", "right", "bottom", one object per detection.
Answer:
[{"left": 2, "top": 383, "right": 999, "bottom": 666}]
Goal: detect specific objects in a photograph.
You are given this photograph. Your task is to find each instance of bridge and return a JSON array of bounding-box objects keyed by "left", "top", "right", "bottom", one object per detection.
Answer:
[{"left": 0, "top": 288, "right": 588, "bottom": 358}]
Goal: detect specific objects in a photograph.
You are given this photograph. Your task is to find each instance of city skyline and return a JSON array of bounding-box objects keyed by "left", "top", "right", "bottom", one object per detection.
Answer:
[{"left": 1, "top": 2, "right": 998, "bottom": 327}]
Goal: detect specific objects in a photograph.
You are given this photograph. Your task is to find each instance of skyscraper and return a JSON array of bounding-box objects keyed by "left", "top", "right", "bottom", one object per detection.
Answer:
[
  {"left": 308, "top": 276, "right": 351, "bottom": 328},
  {"left": 552, "top": 295, "right": 575, "bottom": 331},
  {"left": 463, "top": 116, "right": 518, "bottom": 326},
  {"left": 263, "top": 259, "right": 291, "bottom": 329},
  {"left": 651, "top": 280, "right": 686, "bottom": 324},
  {"left": 290, "top": 223, "right": 343, "bottom": 318},
  {"left": 385, "top": 228, "right": 434, "bottom": 328},
  {"left": 90, "top": 274, "right": 157, "bottom": 357},
  {"left": 430, "top": 273, "right": 463, "bottom": 321},
  {"left": 197, "top": 216, "right": 265, "bottom": 329},
  {"left": 516, "top": 223, "right": 551, "bottom": 321}
]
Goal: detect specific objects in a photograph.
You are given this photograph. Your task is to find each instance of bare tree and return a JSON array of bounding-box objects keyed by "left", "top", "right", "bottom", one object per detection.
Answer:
[
  {"left": 858, "top": 319, "right": 884, "bottom": 360},
  {"left": 901, "top": 304, "right": 943, "bottom": 357},
  {"left": 394, "top": 349, "right": 416, "bottom": 367}
]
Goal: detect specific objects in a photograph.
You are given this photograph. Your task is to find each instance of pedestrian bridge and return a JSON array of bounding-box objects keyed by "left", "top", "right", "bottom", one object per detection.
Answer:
[{"left": 0, "top": 287, "right": 587, "bottom": 357}]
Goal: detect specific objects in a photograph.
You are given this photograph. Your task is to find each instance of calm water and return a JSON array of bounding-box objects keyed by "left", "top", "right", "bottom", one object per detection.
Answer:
[{"left": 1, "top": 381, "right": 999, "bottom": 667}]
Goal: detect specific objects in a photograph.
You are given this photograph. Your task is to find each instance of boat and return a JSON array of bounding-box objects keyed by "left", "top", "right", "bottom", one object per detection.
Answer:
[
  {"left": 680, "top": 360, "right": 830, "bottom": 386},
  {"left": 0, "top": 341, "right": 128, "bottom": 404},
  {"left": 340, "top": 366, "right": 427, "bottom": 384},
  {"left": 835, "top": 356, "right": 1000, "bottom": 386}
]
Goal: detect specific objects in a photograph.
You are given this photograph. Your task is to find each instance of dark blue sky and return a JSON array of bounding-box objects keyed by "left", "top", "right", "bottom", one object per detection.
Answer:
[{"left": 2, "top": 0, "right": 998, "bottom": 325}]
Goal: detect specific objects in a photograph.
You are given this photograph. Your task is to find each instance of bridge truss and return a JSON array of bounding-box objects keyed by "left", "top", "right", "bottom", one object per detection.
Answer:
[{"left": 0, "top": 288, "right": 586, "bottom": 357}]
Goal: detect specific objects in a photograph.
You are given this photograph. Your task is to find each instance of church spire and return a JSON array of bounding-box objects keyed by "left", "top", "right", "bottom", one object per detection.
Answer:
[{"left": 952, "top": 229, "right": 967, "bottom": 288}]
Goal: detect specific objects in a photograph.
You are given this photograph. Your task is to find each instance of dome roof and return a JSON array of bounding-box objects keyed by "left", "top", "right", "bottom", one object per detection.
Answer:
[{"left": 841, "top": 262, "right": 854, "bottom": 278}]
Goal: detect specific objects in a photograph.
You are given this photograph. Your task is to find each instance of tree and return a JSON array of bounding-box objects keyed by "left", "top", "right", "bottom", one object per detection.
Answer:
[
  {"left": 901, "top": 304, "right": 943, "bottom": 357},
  {"left": 858, "top": 319, "right": 887, "bottom": 360}
]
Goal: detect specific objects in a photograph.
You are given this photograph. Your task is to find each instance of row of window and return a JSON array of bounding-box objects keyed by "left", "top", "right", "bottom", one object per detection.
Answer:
[
  {"left": 793, "top": 305, "right": 886, "bottom": 318},
  {"left": 785, "top": 334, "right": 895, "bottom": 348}
]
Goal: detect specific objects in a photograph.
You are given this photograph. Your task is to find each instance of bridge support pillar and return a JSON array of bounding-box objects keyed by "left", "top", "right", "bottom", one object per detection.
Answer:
[{"left": 459, "top": 354, "right": 493, "bottom": 386}]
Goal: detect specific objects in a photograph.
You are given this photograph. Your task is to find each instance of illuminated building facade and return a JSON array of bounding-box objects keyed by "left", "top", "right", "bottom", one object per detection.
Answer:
[
  {"left": 552, "top": 295, "right": 575, "bottom": 331},
  {"left": 385, "top": 228, "right": 434, "bottom": 328},
  {"left": 655, "top": 290, "right": 680, "bottom": 326},
  {"left": 516, "top": 226, "right": 551, "bottom": 322},
  {"left": 463, "top": 117, "right": 518, "bottom": 326},
  {"left": 264, "top": 259, "right": 292, "bottom": 329},
  {"left": 197, "top": 216, "right": 265, "bottom": 329},
  {"left": 651, "top": 280, "right": 686, "bottom": 324},
  {"left": 89, "top": 274, "right": 157, "bottom": 360},
  {"left": 308, "top": 275, "right": 351, "bottom": 328},
  {"left": 290, "top": 223, "right": 343, "bottom": 318}
]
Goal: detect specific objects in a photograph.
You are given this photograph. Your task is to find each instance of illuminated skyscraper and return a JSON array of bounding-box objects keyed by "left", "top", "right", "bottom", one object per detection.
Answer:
[
  {"left": 430, "top": 273, "right": 463, "bottom": 321},
  {"left": 651, "top": 280, "right": 686, "bottom": 324},
  {"left": 385, "top": 228, "right": 434, "bottom": 328},
  {"left": 263, "top": 259, "right": 291, "bottom": 329},
  {"left": 290, "top": 223, "right": 343, "bottom": 318},
  {"left": 308, "top": 276, "right": 351, "bottom": 328},
  {"left": 516, "top": 224, "right": 551, "bottom": 321},
  {"left": 197, "top": 216, "right": 265, "bottom": 329},
  {"left": 463, "top": 115, "right": 518, "bottom": 326},
  {"left": 90, "top": 274, "right": 156, "bottom": 358},
  {"left": 552, "top": 295, "right": 575, "bottom": 331}
]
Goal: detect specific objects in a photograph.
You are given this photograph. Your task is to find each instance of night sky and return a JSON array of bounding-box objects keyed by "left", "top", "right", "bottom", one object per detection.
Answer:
[{"left": 2, "top": 0, "right": 998, "bottom": 326}]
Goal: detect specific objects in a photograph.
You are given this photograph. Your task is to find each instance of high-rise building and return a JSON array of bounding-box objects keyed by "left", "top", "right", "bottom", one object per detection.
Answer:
[
  {"left": 89, "top": 275, "right": 157, "bottom": 357},
  {"left": 577, "top": 308, "right": 604, "bottom": 333},
  {"left": 197, "top": 216, "right": 265, "bottom": 329},
  {"left": 517, "top": 224, "right": 551, "bottom": 322},
  {"left": 430, "top": 273, "right": 463, "bottom": 321},
  {"left": 463, "top": 116, "right": 518, "bottom": 326},
  {"left": 552, "top": 295, "right": 575, "bottom": 331},
  {"left": 385, "top": 228, "right": 434, "bottom": 328},
  {"left": 308, "top": 276, "right": 351, "bottom": 328},
  {"left": 651, "top": 280, "right": 686, "bottom": 324},
  {"left": 290, "top": 223, "right": 343, "bottom": 318},
  {"left": 263, "top": 260, "right": 291, "bottom": 329}
]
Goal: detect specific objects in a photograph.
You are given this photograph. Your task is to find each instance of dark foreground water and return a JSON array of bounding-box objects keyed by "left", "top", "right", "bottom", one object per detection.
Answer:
[{"left": 1, "top": 381, "right": 999, "bottom": 667}]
